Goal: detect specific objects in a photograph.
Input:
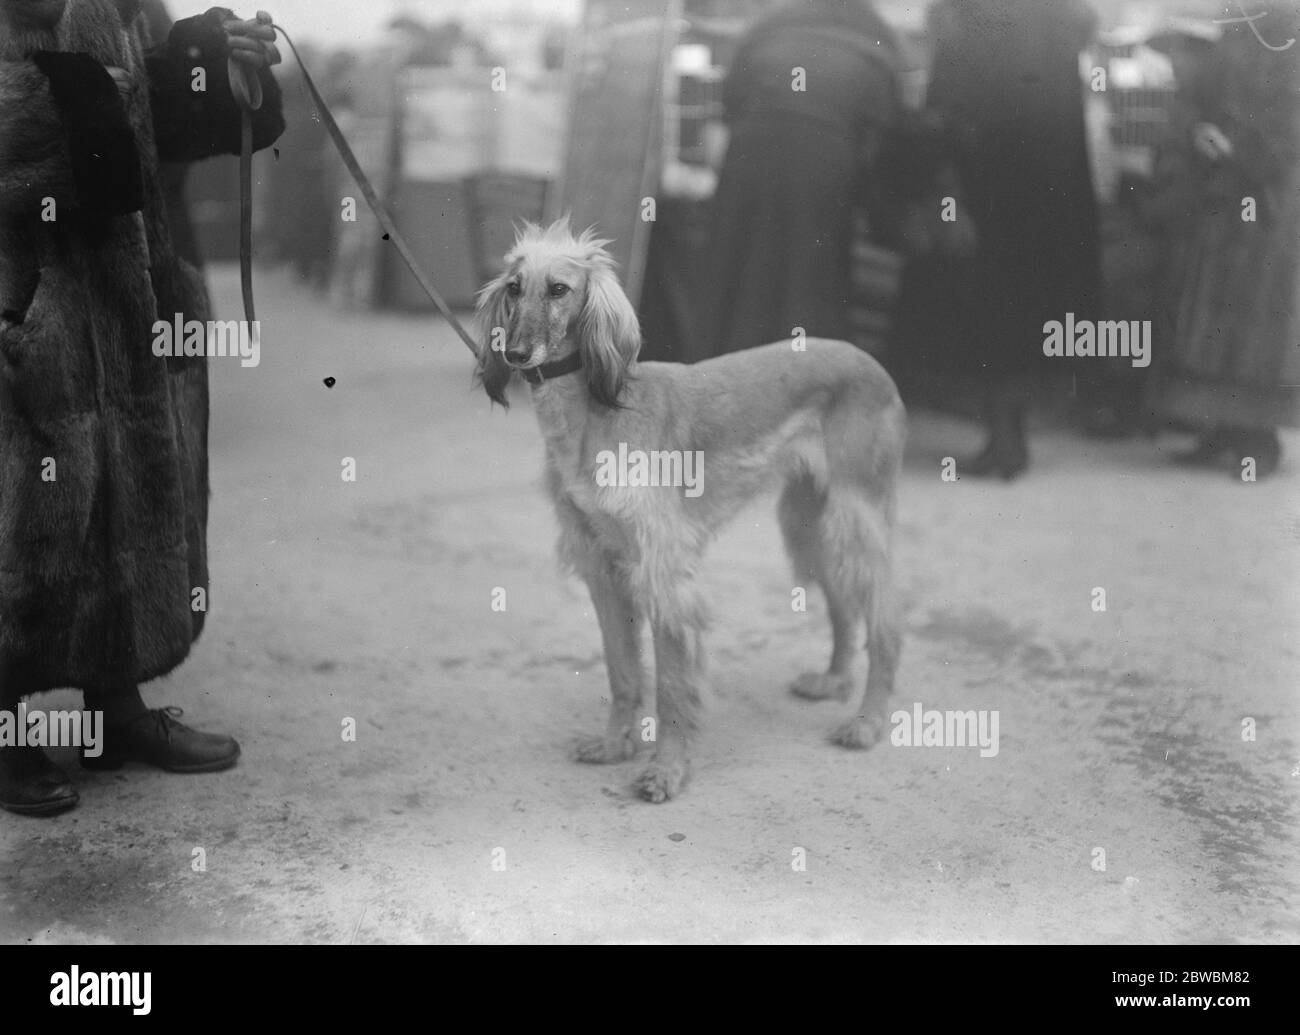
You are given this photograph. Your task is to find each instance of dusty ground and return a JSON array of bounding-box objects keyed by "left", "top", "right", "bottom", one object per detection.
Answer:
[{"left": 2, "top": 266, "right": 1297, "bottom": 944}]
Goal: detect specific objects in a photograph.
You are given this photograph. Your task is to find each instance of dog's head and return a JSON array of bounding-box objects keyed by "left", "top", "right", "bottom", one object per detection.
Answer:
[{"left": 474, "top": 217, "right": 641, "bottom": 409}]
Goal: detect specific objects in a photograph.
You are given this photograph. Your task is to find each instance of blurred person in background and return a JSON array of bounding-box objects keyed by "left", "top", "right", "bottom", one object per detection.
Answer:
[
  {"left": 704, "top": 0, "right": 902, "bottom": 355},
  {"left": 1150, "top": 3, "right": 1299, "bottom": 478},
  {"left": 0, "top": 0, "right": 284, "bottom": 815},
  {"left": 921, "top": 0, "right": 1100, "bottom": 479}
]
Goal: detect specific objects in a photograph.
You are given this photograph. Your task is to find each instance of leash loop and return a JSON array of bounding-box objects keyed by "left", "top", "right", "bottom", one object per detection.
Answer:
[{"left": 227, "top": 54, "right": 263, "bottom": 111}]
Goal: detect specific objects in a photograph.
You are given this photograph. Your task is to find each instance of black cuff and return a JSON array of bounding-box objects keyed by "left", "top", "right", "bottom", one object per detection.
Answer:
[
  {"left": 147, "top": 7, "right": 285, "bottom": 163},
  {"left": 31, "top": 51, "right": 144, "bottom": 215}
]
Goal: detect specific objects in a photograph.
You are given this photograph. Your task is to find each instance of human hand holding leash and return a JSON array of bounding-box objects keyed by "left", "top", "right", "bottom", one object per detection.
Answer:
[
  {"left": 223, "top": 10, "right": 281, "bottom": 71},
  {"left": 103, "top": 10, "right": 279, "bottom": 105},
  {"left": 224, "top": 10, "right": 280, "bottom": 111}
]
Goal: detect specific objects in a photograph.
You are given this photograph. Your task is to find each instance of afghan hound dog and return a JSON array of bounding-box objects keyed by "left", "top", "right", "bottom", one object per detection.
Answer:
[{"left": 475, "top": 219, "right": 905, "bottom": 802}]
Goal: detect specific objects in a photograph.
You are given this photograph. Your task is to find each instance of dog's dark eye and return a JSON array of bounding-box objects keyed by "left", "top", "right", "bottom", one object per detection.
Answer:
[
  {"left": 506, "top": 282, "right": 521, "bottom": 297},
  {"left": 548, "top": 283, "right": 570, "bottom": 298}
]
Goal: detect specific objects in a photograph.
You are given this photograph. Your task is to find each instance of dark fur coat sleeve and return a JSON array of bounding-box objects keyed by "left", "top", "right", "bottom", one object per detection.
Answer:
[
  {"left": 0, "top": 54, "right": 140, "bottom": 217},
  {"left": 146, "top": 6, "right": 285, "bottom": 163}
]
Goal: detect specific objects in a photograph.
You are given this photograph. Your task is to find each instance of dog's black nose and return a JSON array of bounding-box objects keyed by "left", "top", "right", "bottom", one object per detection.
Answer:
[{"left": 505, "top": 348, "right": 531, "bottom": 364}]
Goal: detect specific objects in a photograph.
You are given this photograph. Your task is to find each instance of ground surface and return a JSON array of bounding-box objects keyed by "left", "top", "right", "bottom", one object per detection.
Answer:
[{"left": 2, "top": 266, "right": 1297, "bottom": 944}]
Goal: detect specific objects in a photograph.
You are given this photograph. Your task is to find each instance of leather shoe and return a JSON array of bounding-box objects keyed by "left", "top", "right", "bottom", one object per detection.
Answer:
[
  {"left": 0, "top": 746, "right": 79, "bottom": 816},
  {"left": 82, "top": 706, "right": 240, "bottom": 773}
]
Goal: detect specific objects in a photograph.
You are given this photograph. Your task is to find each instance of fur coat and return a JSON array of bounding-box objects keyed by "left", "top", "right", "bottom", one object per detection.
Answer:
[{"left": 0, "top": 0, "right": 283, "bottom": 695}]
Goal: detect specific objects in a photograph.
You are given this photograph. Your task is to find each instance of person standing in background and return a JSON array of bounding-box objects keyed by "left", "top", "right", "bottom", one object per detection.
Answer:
[
  {"left": 704, "top": 0, "right": 901, "bottom": 356},
  {"left": 1151, "top": 3, "right": 1299, "bottom": 478},
  {"left": 922, "top": 0, "right": 1100, "bottom": 479}
]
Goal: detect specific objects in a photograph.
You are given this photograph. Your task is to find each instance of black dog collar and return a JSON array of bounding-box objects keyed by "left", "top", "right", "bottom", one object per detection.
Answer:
[{"left": 519, "top": 352, "right": 583, "bottom": 385}]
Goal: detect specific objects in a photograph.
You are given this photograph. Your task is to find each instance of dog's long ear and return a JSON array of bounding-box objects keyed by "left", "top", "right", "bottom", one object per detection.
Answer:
[
  {"left": 579, "top": 251, "right": 641, "bottom": 409},
  {"left": 474, "top": 264, "right": 516, "bottom": 407}
]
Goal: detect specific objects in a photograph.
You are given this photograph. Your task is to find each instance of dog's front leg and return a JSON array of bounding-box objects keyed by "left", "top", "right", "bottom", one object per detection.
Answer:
[
  {"left": 634, "top": 583, "right": 707, "bottom": 803},
  {"left": 575, "top": 561, "right": 647, "bottom": 764}
]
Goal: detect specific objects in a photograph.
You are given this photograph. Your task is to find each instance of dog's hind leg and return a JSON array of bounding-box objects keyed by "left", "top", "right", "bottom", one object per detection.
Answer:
[
  {"left": 633, "top": 576, "right": 708, "bottom": 803},
  {"left": 781, "top": 479, "right": 860, "bottom": 703},
  {"left": 575, "top": 558, "right": 647, "bottom": 764},
  {"left": 830, "top": 540, "right": 901, "bottom": 750}
]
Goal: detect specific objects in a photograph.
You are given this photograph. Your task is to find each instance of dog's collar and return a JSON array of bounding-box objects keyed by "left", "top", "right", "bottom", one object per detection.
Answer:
[{"left": 519, "top": 352, "right": 583, "bottom": 385}]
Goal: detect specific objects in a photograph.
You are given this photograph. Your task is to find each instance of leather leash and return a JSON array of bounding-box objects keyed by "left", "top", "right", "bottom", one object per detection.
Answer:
[
  {"left": 226, "top": 52, "right": 261, "bottom": 326},
  {"left": 239, "top": 111, "right": 254, "bottom": 322},
  {"left": 226, "top": 27, "right": 483, "bottom": 358}
]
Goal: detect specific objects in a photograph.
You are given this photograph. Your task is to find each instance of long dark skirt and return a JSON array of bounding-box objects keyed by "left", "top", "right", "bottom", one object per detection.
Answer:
[
  {"left": 1154, "top": 191, "right": 1300, "bottom": 430},
  {"left": 706, "top": 116, "right": 859, "bottom": 355}
]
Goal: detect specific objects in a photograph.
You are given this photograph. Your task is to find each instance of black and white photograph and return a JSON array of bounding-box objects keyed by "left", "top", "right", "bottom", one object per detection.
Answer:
[{"left": 0, "top": 0, "right": 1297, "bottom": 976}]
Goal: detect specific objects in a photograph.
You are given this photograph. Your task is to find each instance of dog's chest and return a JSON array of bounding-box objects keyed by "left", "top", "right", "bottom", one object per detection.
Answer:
[
  {"left": 542, "top": 434, "right": 641, "bottom": 549},
  {"left": 544, "top": 435, "right": 598, "bottom": 512},
  {"left": 536, "top": 398, "right": 592, "bottom": 499},
  {"left": 534, "top": 392, "right": 638, "bottom": 549}
]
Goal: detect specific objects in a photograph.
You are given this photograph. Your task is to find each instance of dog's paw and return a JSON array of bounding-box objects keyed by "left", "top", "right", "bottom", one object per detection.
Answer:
[
  {"left": 790, "top": 671, "right": 855, "bottom": 702},
  {"left": 574, "top": 732, "right": 635, "bottom": 765},
  {"left": 829, "top": 710, "right": 889, "bottom": 750},
  {"left": 633, "top": 759, "right": 688, "bottom": 803}
]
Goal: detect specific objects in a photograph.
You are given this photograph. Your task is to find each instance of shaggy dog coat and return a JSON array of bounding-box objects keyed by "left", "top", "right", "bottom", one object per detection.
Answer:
[{"left": 0, "top": 0, "right": 283, "bottom": 695}]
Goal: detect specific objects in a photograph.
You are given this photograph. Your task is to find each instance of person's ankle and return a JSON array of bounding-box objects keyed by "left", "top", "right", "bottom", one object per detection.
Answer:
[{"left": 96, "top": 686, "right": 149, "bottom": 728}]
